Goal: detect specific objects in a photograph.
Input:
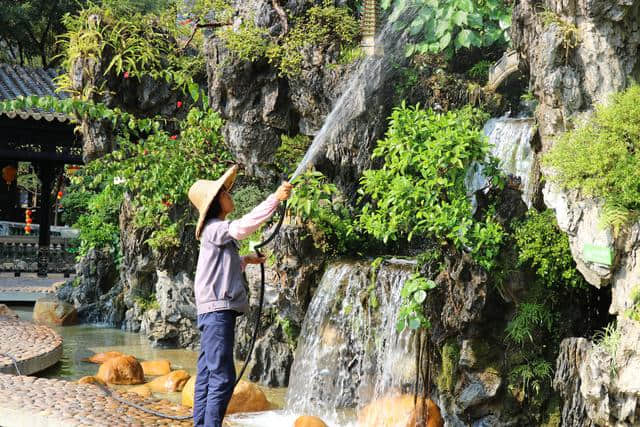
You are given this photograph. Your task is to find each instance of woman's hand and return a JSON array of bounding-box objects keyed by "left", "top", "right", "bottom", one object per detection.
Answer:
[
  {"left": 243, "top": 255, "right": 266, "bottom": 264},
  {"left": 275, "top": 181, "right": 293, "bottom": 201}
]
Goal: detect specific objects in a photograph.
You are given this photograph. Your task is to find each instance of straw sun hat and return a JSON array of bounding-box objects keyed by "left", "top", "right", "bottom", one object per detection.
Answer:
[{"left": 188, "top": 165, "right": 238, "bottom": 240}]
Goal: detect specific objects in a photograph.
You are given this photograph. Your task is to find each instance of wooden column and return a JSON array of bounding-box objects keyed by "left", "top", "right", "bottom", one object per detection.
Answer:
[{"left": 36, "top": 162, "right": 54, "bottom": 277}]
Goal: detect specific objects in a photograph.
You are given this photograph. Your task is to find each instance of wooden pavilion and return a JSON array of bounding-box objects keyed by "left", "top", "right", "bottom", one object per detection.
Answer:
[{"left": 0, "top": 64, "right": 82, "bottom": 276}]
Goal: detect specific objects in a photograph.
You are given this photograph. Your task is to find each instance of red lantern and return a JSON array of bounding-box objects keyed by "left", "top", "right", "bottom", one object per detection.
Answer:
[
  {"left": 57, "top": 191, "right": 63, "bottom": 200},
  {"left": 25, "top": 225, "right": 31, "bottom": 234},
  {"left": 26, "top": 209, "right": 32, "bottom": 215},
  {"left": 26, "top": 218, "right": 32, "bottom": 224},
  {"left": 177, "top": 101, "right": 183, "bottom": 108}
]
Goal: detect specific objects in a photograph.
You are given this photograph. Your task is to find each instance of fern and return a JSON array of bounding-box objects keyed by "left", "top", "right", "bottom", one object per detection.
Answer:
[
  {"left": 505, "top": 302, "right": 553, "bottom": 346},
  {"left": 601, "top": 201, "right": 638, "bottom": 234}
]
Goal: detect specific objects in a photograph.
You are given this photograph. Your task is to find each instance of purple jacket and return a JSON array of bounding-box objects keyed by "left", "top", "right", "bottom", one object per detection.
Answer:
[{"left": 194, "top": 195, "right": 280, "bottom": 316}]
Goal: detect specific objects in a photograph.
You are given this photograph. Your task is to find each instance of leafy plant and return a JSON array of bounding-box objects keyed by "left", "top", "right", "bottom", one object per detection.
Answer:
[
  {"left": 134, "top": 293, "right": 160, "bottom": 312},
  {"left": 513, "top": 209, "right": 587, "bottom": 289},
  {"left": 508, "top": 358, "right": 553, "bottom": 397},
  {"left": 593, "top": 322, "right": 621, "bottom": 376},
  {"left": 358, "top": 103, "right": 505, "bottom": 269},
  {"left": 396, "top": 273, "right": 437, "bottom": 332},
  {"left": 382, "top": 0, "right": 512, "bottom": 58},
  {"left": 220, "top": 1, "right": 360, "bottom": 77},
  {"left": 538, "top": 9, "right": 580, "bottom": 64},
  {"left": 543, "top": 85, "right": 640, "bottom": 231},
  {"left": 288, "top": 169, "right": 360, "bottom": 255},
  {"left": 275, "top": 134, "right": 311, "bottom": 175},
  {"left": 624, "top": 285, "right": 640, "bottom": 322},
  {"left": 505, "top": 302, "right": 553, "bottom": 346},
  {"left": 467, "top": 60, "right": 492, "bottom": 81}
]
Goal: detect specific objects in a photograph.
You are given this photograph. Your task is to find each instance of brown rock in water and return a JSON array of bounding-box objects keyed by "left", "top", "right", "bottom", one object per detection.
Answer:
[
  {"left": 147, "top": 369, "right": 191, "bottom": 392},
  {"left": 76, "top": 376, "right": 105, "bottom": 386},
  {"left": 33, "top": 298, "right": 77, "bottom": 326},
  {"left": 182, "top": 375, "right": 196, "bottom": 407},
  {"left": 141, "top": 359, "right": 171, "bottom": 376},
  {"left": 0, "top": 304, "right": 18, "bottom": 319},
  {"left": 128, "top": 384, "right": 152, "bottom": 398},
  {"left": 86, "top": 351, "right": 126, "bottom": 364},
  {"left": 295, "top": 415, "right": 328, "bottom": 427},
  {"left": 96, "top": 355, "right": 144, "bottom": 385},
  {"left": 226, "top": 380, "right": 270, "bottom": 415},
  {"left": 358, "top": 394, "right": 443, "bottom": 427}
]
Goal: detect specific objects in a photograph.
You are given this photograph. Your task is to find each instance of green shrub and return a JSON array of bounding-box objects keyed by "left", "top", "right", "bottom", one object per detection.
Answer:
[
  {"left": 467, "top": 60, "right": 492, "bottom": 81},
  {"left": 505, "top": 302, "right": 553, "bottom": 346},
  {"left": 513, "top": 209, "right": 586, "bottom": 289},
  {"left": 544, "top": 85, "right": 640, "bottom": 230},
  {"left": 396, "top": 273, "right": 437, "bottom": 332},
  {"left": 508, "top": 358, "right": 553, "bottom": 398},
  {"left": 358, "top": 103, "right": 505, "bottom": 270},
  {"left": 288, "top": 170, "right": 360, "bottom": 255},
  {"left": 382, "top": 0, "right": 512, "bottom": 58},
  {"left": 134, "top": 293, "right": 159, "bottom": 312},
  {"left": 275, "top": 134, "right": 311, "bottom": 175}
]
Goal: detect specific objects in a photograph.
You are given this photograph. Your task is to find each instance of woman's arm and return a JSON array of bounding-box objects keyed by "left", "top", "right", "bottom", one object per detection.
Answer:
[
  {"left": 228, "top": 195, "right": 280, "bottom": 240},
  {"left": 229, "top": 182, "right": 293, "bottom": 240}
]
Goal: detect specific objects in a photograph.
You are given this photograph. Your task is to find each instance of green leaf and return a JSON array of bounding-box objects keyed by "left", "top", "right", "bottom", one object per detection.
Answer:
[
  {"left": 453, "top": 10, "right": 468, "bottom": 26},
  {"left": 456, "top": 29, "right": 472, "bottom": 48},
  {"left": 414, "top": 289, "right": 427, "bottom": 304},
  {"left": 439, "top": 32, "right": 452, "bottom": 51},
  {"left": 499, "top": 14, "right": 512, "bottom": 30},
  {"left": 188, "top": 82, "right": 200, "bottom": 102}
]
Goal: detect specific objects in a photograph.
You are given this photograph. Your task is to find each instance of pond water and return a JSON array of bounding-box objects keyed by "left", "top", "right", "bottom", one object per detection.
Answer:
[{"left": 9, "top": 305, "right": 287, "bottom": 410}]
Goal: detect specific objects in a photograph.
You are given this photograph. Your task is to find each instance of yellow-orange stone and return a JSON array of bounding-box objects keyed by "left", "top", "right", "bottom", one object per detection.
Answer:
[
  {"left": 96, "top": 355, "right": 144, "bottom": 385},
  {"left": 147, "top": 370, "right": 191, "bottom": 392},
  {"left": 141, "top": 359, "right": 172, "bottom": 376},
  {"left": 181, "top": 378, "right": 270, "bottom": 414},
  {"left": 86, "top": 351, "right": 126, "bottom": 364},
  {"left": 182, "top": 376, "right": 196, "bottom": 407},
  {"left": 128, "top": 384, "right": 152, "bottom": 398},
  {"left": 76, "top": 376, "right": 105, "bottom": 386},
  {"left": 358, "top": 394, "right": 444, "bottom": 427},
  {"left": 294, "top": 415, "right": 328, "bottom": 427},
  {"left": 226, "top": 380, "right": 270, "bottom": 415}
]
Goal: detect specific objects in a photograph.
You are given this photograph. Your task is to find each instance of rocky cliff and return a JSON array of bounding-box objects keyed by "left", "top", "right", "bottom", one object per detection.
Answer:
[{"left": 513, "top": 1, "right": 640, "bottom": 424}]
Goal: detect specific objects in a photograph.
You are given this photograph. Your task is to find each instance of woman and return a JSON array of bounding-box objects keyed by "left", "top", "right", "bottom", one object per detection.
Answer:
[{"left": 188, "top": 165, "right": 292, "bottom": 427}]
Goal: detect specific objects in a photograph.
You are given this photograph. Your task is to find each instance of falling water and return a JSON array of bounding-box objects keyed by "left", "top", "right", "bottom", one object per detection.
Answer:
[
  {"left": 286, "top": 259, "right": 415, "bottom": 424},
  {"left": 227, "top": 259, "right": 416, "bottom": 427},
  {"left": 290, "top": 7, "right": 416, "bottom": 181},
  {"left": 466, "top": 117, "right": 538, "bottom": 208}
]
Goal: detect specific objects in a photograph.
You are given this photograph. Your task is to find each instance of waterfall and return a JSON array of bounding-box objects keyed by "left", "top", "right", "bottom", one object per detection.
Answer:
[
  {"left": 466, "top": 117, "right": 538, "bottom": 208},
  {"left": 285, "top": 259, "right": 415, "bottom": 425}
]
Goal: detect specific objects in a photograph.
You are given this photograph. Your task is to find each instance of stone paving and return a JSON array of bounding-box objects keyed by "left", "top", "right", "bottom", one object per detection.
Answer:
[
  {"left": 0, "top": 373, "right": 194, "bottom": 426},
  {"left": 0, "top": 316, "right": 63, "bottom": 375}
]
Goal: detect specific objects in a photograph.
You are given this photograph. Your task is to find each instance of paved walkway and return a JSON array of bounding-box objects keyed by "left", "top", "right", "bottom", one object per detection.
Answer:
[
  {"left": 0, "top": 373, "right": 193, "bottom": 426},
  {"left": 0, "top": 273, "right": 68, "bottom": 302},
  {"left": 0, "top": 316, "right": 63, "bottom": 375}
]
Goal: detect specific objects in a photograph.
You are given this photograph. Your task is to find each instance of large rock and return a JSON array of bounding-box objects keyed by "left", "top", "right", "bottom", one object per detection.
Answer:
[
  {"left": 96, "top": 355, "right": 145, "bottom": 385},
  {"left": 55, "top": 248, "right": 123, "bottom": 325},
  {"left": 553, "top": 338, "right": 595, "bottom": 427},
  {"left": 457, "top": 369, "right": 502, "bottom": 413},
  {"left": 0, "top": 304, "right": 18, "bottom": 319},
  {"left": 542, "top": 183, "right": 614, "bottom": 287},
  {"left": 181, "top": 378, "right": 270, "bottom": 414},
  {"left": 140, "top": 359, "right": 171, "bottom": 376},
  {"left": 86, "top": 351, "right": 126, "bottom": 364},
  {"left": 358, "top": 394, "right": 444, "bottom": 427},
  {"left": 294, "top": 415, "right": 328, "bottom": 427},
  {"left": 33, "top": 298, "right": 78, "bottom": 326},
  {"left": 182, "top": 375, "right": 196, "bottom": 407},
  {"left": 226, "top": 380, "right": 271, "bottom": 415},
  {"left": 146, "top": 370, "right": 190, "bottom": 392}
]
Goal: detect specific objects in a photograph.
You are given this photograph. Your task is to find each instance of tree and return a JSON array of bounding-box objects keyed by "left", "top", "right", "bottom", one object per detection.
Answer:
[{"left": 0, "top": 0, "right": 87, "bottom": 67}]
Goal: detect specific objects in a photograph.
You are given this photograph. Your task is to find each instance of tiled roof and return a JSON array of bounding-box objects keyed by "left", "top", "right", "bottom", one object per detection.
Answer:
[{"left": 0, "top": 64, "right": 69, "bottom": 122}]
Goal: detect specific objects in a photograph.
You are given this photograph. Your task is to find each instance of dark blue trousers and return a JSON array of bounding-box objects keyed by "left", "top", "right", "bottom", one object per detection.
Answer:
[{"left": 193, "top": 310, "right": 237, "bottom": 427}]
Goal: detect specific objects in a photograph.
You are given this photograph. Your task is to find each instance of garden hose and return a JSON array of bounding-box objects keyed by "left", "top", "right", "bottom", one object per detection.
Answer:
[{"left": 235, "top": 201, "right": 287, "bottom": 386}]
